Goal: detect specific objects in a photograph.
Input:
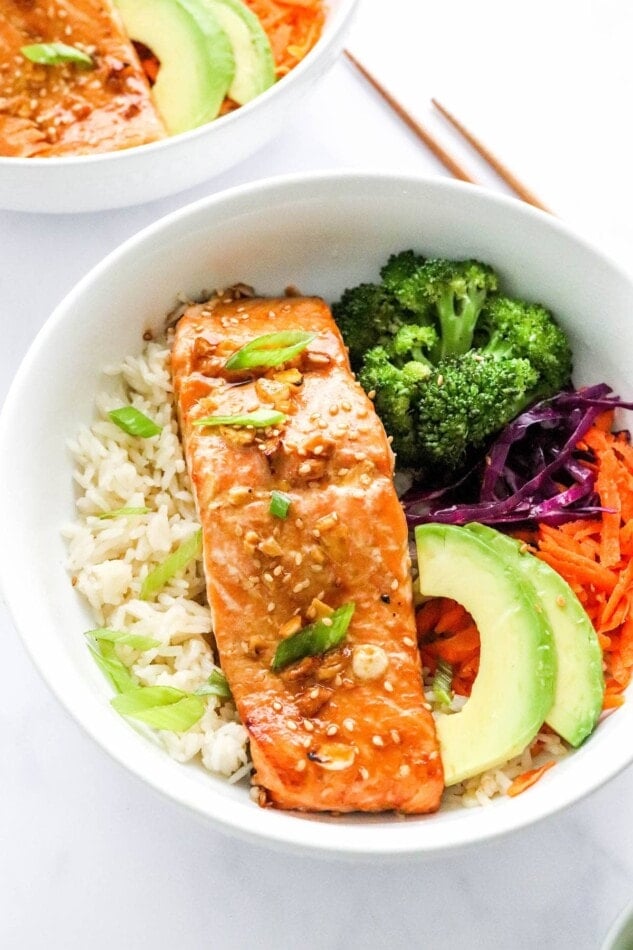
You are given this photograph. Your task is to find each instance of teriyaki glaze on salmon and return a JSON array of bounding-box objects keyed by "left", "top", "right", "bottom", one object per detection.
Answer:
[{"left": 172, "top": 291, "right": 444, "bottom": 813}]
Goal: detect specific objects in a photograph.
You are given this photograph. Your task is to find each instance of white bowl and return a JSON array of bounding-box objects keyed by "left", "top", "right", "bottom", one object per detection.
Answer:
[
  {"left": 2, "top": 171, "right": 633, "bottom": 858},
  {"left": 0, "top": 1, "right": 357, "bottom": 214},
  {"left": 603, "top": 901, "right": 633, "bottom": 950}
]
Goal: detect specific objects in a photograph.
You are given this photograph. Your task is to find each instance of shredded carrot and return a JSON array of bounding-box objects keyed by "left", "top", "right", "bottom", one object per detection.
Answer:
[
  {"left": 243, "top": 0, "right": 326, "bottom": 76},
  {"left": 418, "top": 598, "right": 480, "bottom": 697},
  {"left": 507, "top": 761, "right": 556, "bottom": 797},
  {"left": 532, "top": 425, "right": 633, "bottom": 713}
]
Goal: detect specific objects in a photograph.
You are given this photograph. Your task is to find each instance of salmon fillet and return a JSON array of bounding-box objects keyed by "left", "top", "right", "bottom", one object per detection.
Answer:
[
  {"left": 172, "top": 293, "right": 444, "bottom": 813},
  {"left": 0, "top": 0, "right": 166, "bottom": 156}
]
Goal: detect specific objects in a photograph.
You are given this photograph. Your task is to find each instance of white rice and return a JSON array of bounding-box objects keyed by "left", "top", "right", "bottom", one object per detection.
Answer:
[
  {"left": 63, "top": 339, "right": 250, "bottom": 781},
  {"left": 64, "top": 338, "right": 566, "bottom": 806}
]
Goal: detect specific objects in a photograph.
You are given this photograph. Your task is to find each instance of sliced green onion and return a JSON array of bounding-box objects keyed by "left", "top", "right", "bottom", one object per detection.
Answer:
[
  {"left": 108, "top": 406, "right": 162, "bottom": 438},
  {"left": 21, "top": 42, "right": 94, "bottom": 68},
  {"left": 432, "top": 659, "right": 454, "bottom": 707},
  {"left": 140, "top": 528, "right": 202, "bottom": 601},
  {"left": 97, "top": 507, "right": 151, "bottom": 520},
  {"left": 192, "top": 409, "right": 286, "bottom": 429},
  {"left": 86, "top": 628, "right": 160, "bottom": 652},
  {"left": 194, "top": 668, "right": 232, "bottom": 699},
  {"left": 272, "top": 602, "right": 355, "bottom": 672},
  {"left": 87, "top": 639, "right": 137, "bottom": 694},
  {"left": 111, "top": 686, "right": 205, "bottom": 732},
  {"left": 225, "top": 331, "right": 316, "bottom": 371},
  {"left": 269, "top": 490, "right": 292, "bottom": 519}
]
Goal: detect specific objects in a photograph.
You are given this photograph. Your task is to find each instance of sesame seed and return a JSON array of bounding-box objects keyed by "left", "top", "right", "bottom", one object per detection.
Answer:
[
  {"left": 337, "top": 468, "right": 350, "bottom": 477},
  {"left": 287, "top": 721, "right": 298, "bottom": 731},
  {"left": 329, "top": 405, "right": 339, "bottom": 416},
  {"left": 343, "top": 718, "right": 355, "bottom": 732},
  {"left": 357, "top": 408, "right": 368, "bottom": 419},
  {"left": 296, "top": 759, "right": 306, "bottom": 772},
  {"left": 263, "top": 572, "right": 273, "bottom": 583},
  {"left": 354, "top": 452, "right": 367, "bottom": 461},
  {"left": 272, "top": 701, "right": 282, "bottom": 712},
  {"left": 313, "top": 445, "right": 324, "bottom": 455},
  {"left": 303, "top": 720, "right": 314, "bottom": 732},
  {"left": 326, "top": 724, "right": 338, "bottom": 736},
  {"left": 241, "top": 641, "right": 248, "bottom": 652},
  {"left": 429, "top": 750, "right": 439, "bottom": 760},
  {"left": 341, "top": 401, "right": 352, "bottom": 411},
  {"left": 282, "top": 573, "right": 292, "bottom": 584},
  {"left": 398, "top": 764, "right": 411, "bottom": 778},
  {"left": 294, "top": 553, "right": 303, "bottom": 566},
  {"left": 312, "top": 529, "right": 320, "bottom": 538},
  {"left": 292, "top": 579, "right": 310, "bottom": 594},
  {"left": 360, "top": 474, "right": 371, "bottom": 487},
  {"left": 423, "top": 703, "right": 432, "bottom": 711},
  {"left": 384, "top": 680, "right": 394, "bottom": 693},
  {"left": 403, "top": 636, "right": 415, "bottom": 647},
  {"left": 309, "top": 688, "right": 320, "bottom": 699},
  {"left": 372, "top": 735, "right": 384, "bottom": 747},
  {"left": 390, "top": 730, "right": 401, "bottom": 744},
  {"left": 273, "top": 565, "right": 283, "bottom": 577},
  {"left": 390, "top": 579, "right": 399, "bottom": 591},
  {"left": 295, "top": 518, "right": 304, "bottom": 529},
  {"left": 234, "top": 524, "right": 244, "bottom": 537},
  {"left": 359, "top": 767, "right": 370, "bottom": 780},
  {"left": 556, "top": 595, "right": 566, "bottom": 607},
  {"left": 311, "top": 564, "right": 324, "bottom": 573},
  {"left": 267, "top": 602, "right": 276, "bottom": 613},
  {"left": 298, "top": 462, "right": 311, "bottom": 475},
  {"left": 321, "top": 616, "right": 333, "bottom": 627},
  {"left": 367, "top": 390, "right": 376, "bottom": 400},
  {"left": 302, "top": 736, "right": 311, "bottom": 748}
]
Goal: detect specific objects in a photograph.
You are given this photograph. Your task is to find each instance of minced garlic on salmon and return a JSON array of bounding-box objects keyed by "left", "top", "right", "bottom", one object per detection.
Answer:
[
  {"left": 0, "top": 0, "right": 165, "bottom": 157},
  {"left": 172, "top": 292, "right": 444, "bottom": 814}
]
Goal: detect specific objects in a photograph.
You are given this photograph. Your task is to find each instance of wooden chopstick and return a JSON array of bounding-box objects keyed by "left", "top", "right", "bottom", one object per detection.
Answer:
[
  {"left": 343, "top": 49, "right": 477, "bottom": 185},
  {"left": 344, "top": 49, "right": 550, "bottom": 213},
  {"left": 431, "top": 99, "right": 551, "bottom": 213}
]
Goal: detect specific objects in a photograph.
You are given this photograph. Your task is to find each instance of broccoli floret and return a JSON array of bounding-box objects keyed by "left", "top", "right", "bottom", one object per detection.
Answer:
[
  {"left": 394, "top": 259, "right": 499, "bottom": 359},
  {"left": 358, "top": 346, "right": 431, "bottom": 467},
  {"left": 476, "top": 296, "right": 573, "bottom": 394},
  {"left": 332, "top": 283, "right": 412, "bottom": 370},
  {"left": 380, "top": 250, "right": 426, "bottom": 293},
  {"left": 389, "top": 323, "right": 438, "bottom": 367},
  {"left": 415, "top": 353, "right": 539, "bottom": 475}
]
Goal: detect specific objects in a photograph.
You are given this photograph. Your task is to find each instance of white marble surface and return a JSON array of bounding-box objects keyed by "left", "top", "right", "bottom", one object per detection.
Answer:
[{"left": 3, "top": 1, "right": 633, "bottom": 947}]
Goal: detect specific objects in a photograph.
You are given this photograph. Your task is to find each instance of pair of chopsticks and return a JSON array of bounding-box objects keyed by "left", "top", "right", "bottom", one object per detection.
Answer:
[{"left": 344, "top": 50, "right": 551, "bottom": 215}]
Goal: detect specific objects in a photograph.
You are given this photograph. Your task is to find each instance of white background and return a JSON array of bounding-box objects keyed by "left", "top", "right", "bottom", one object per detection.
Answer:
[{"left": 2, "top": 1, "right": 633, "bottom": 947}]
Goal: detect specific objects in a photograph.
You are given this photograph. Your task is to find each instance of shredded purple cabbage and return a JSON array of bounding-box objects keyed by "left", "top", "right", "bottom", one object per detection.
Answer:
[{"left": 403, "top": 384, "right": 633, "bottom": 527}]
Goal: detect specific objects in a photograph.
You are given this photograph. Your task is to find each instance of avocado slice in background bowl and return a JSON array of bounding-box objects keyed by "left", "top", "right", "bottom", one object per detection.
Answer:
[
  {"left": 465, "top": 522, "right": 605, "bottom": 747},
  {"left": 115, "top": 0, "right": 235, "bottom": 134},
  {"left": 207, "top": 0, "right": 276, "bottom": 105},
  {"left": 415, "top": 523, "right": 556, "bottom": 786}
]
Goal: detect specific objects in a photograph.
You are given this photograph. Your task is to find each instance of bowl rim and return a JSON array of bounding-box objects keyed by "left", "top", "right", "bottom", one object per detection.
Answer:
[
  {"left": 0, "top": 0, "right": 358, "bottom": 168},
  {"left": 3, "top": 169, "right": 633, "bottom": 858}
]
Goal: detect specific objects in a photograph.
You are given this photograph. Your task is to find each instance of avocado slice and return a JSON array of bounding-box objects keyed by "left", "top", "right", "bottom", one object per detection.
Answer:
[
  {"left": 206, "top": 0, "right": 275, "bottom": 105},
  {"left": 415, "top": 523, "right": 556, "bottom": 786},
  {"left": 465, "top": 523, "right": 604, "bottom": 747},
  {"left": 116, "top": 0, "right": 235, "bottom": 135}
]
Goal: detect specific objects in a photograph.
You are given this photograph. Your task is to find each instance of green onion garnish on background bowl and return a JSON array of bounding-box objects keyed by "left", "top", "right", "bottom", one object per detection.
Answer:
[{"left": 21, "top": 42, "right": 94, "bottom": 68}]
